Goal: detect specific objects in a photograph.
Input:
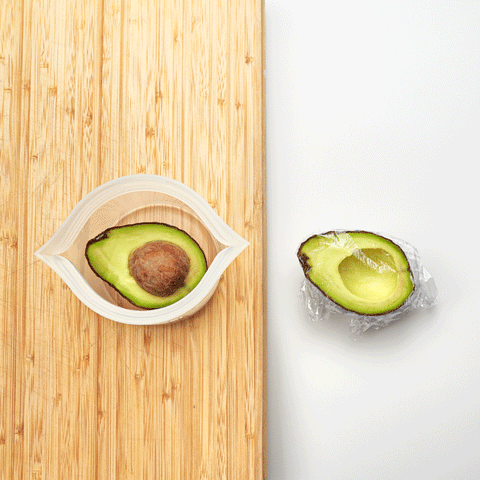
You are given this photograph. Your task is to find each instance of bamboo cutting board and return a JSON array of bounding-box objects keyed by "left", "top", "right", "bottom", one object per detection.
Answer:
[{"left": 0, "top": 0, "right": 266, "bottom": 478}]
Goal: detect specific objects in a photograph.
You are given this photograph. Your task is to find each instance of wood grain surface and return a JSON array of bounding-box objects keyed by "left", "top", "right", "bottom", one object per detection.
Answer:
[{"left": 0, "top": 0, "right": 266, "bottom": 478}]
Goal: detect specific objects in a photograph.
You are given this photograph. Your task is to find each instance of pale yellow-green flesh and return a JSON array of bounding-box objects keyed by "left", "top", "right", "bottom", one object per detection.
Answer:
[
  {"left": 301, "top": 232, "right": 414, "bottom": 315},
  {"left": 86, "top": 224, "right": 207, "bottom": 309}
]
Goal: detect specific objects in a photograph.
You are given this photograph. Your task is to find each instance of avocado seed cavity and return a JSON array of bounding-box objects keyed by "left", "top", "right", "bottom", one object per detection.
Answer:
[
  {"left": 338, "top": 248, "right": 398, "bottom": 301},
  {"left": 128, "top": 240, "right": 190, "bottom": 297}
]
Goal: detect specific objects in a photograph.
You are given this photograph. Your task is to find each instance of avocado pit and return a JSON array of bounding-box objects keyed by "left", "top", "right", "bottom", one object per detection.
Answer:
[{"left": 128, "top": 240, "right": 190, "bottom": 297}]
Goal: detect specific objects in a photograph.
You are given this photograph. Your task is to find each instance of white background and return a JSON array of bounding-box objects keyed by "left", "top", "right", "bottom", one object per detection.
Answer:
[{"left": 265, "top": 1, "right": 480, "bottom": 479}]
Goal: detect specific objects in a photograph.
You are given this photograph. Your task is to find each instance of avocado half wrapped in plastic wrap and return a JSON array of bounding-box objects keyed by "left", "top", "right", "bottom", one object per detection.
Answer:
[{"left": 297, "top": 230, "right": 438, "bottom": 335}]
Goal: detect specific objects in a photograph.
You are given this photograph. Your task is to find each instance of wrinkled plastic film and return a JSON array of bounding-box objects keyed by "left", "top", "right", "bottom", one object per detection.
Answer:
[{"left": 299, "top": 232, "right": 438, "bottom": 335}]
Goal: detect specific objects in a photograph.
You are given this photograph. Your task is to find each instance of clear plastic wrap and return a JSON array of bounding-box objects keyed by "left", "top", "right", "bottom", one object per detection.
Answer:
[{"left": 298, "top": 231, "right": 438, "bottom": 335}]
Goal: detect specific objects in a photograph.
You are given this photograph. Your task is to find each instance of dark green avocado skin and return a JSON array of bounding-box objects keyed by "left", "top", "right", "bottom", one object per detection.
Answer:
[{"left": 85, "top": 222, "right": 208, "bottom": 309}]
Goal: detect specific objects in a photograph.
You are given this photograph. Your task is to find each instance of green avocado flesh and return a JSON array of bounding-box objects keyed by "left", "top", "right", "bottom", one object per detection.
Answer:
[
  {"left": 85, "top": 223, "right": 207, "bottom": 309},
  {"left": 298, "top": 231, "right": 414, "bottom": 315}
]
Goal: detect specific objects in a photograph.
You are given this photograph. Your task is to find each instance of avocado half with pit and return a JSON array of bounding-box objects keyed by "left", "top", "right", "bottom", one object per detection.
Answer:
[
  {"left": 85, "top": 222, "right": 207, "bottom": 309},
  {"left": 298, "top": 231, "right": 414, "bottom": 315}
]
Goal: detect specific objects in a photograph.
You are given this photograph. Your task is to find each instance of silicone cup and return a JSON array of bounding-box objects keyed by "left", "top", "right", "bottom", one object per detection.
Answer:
[{"left": 35, "top": 175, "right": 249, "bottom": 325}]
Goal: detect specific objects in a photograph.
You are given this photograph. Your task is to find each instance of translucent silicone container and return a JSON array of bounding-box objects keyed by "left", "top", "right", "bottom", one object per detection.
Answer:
[{"left": 35, "top": 175, "right": 249, "bottom": 325}]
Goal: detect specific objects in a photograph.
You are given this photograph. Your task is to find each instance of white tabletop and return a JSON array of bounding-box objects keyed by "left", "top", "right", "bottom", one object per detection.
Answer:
[{"left": 265, "top": 1, "right": 480, "bottom": 479}]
